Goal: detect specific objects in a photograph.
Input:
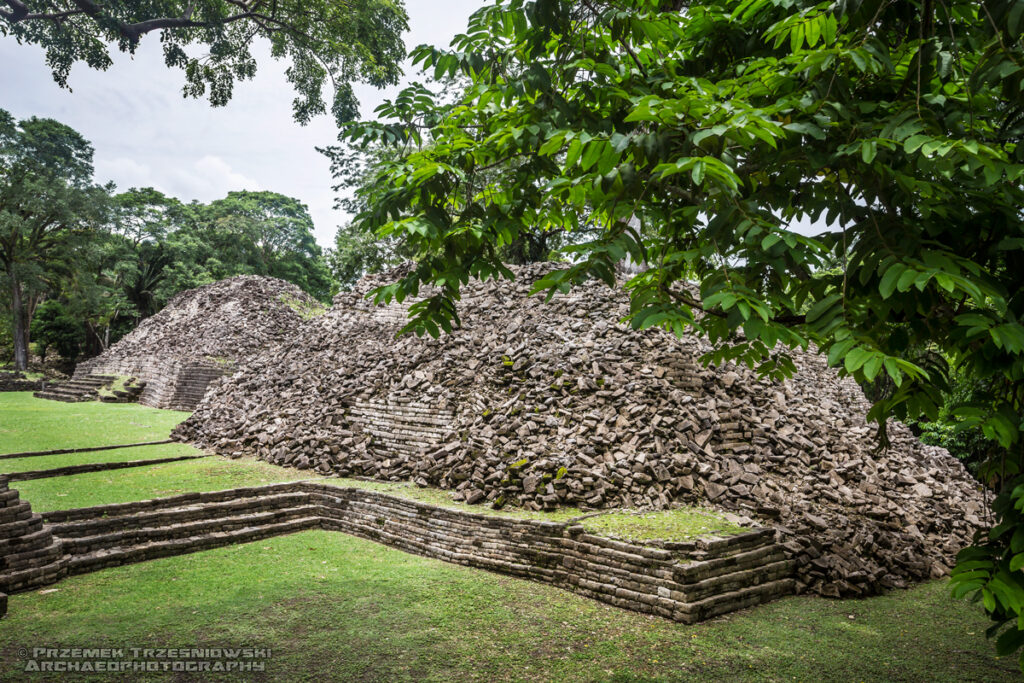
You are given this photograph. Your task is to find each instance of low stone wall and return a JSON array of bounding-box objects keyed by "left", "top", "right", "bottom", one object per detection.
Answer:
[
  {"left": 6, "top": 454, "right": 208, "bottom": 481},
  {"left": 0, "top": 373, "right": 46, "bottom": 392},
  {"left": 74, "top": 357, "right": 227, "bottom": 411},
  {"left": 311, "top": 485, "right": 795, "bottom": 623},
  {"left": 0, "top": 477, "right": 67, "bottom": 599},
  {"left": 0, "top": 480, "right": 799, "bottom": 623}
]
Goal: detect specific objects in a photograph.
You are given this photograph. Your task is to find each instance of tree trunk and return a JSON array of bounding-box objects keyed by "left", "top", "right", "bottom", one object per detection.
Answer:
[{"left": 8, "top": 266, "right": 28, "bottom": 371}]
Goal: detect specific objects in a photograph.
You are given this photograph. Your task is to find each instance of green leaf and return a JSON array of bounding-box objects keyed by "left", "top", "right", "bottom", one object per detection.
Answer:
[
  {"left": 844, "top": 346, "right": 871, "bottom": 373},
  {"left": 904, "top": 135, "right": 930, "bottom": 153},
  {"left": 879, "top": 263, "right": 906, "bottom": 298},
  {"left": 805, "top": 293, "right": 842, "bottom": 324},
  {"left": 861, "top": 140, "right": 877, "bottom": 164}
]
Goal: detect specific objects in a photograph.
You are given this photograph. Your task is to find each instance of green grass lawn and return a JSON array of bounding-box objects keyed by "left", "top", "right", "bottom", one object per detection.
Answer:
[
  {"left": 0, "top": 393, "right": 189, "bottom": 453},
  {"left": 14, "top": 457, "right": 310, "bottom": 512},
  {"left": 0, "top": 392, "right": 1014, "bottom": 681},
  {"left": 320, "top": 478, "right": 747, "bottom": 540},
  {"left": 0, "top": 530, "right": 1013, "bottom": 682},
  {"left": 0, "top": 443, "right": 203, "bottom": 475}
]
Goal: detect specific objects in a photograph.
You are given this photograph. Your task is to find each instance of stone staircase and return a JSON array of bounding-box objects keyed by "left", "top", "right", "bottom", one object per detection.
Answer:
[
  {"left": 42, "top": 484, "right": 320, "bottom": 576},
  {"left": 98, "top": 380, "right": 146, "bottom": 403},
  {"left": 33, "top": 374, "right": 120, "bottom": 403},
  {"left": 0, "top": 476, "right": 67, "bottom": 611},
  {"left": 350, "top": 398, "right": 454, "bottom": 458}
]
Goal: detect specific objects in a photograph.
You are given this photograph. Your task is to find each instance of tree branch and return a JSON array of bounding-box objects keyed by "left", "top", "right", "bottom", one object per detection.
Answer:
[{"left": 1, "top": 0, "right": 303, "bottom": 46}]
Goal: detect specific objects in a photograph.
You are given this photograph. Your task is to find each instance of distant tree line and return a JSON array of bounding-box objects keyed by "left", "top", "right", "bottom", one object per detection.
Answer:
[{"left": 1, "top": 108, "right": 334, "bottom": 370}]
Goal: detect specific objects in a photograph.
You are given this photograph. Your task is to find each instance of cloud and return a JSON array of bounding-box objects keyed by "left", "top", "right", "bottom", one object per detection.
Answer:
[
  {"left": 94, "top": 157, "right": 164, "bottom": 194},
  {"left": 167, "top": 155, "right": 264, "bottom": 202},
  {"left": 95, "top": 154, "right": 263, "bottom": 204},
  {"left": 1, "top": 0, "right": 484, "bottom": 246}
]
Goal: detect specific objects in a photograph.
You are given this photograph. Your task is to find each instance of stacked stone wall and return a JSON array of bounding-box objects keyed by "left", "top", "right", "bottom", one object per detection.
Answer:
[
  {"left": 0, "top": 477, "right": 66, "bottom": 600},
  {"left": 74, "top": 357, "right": 227, "bottom": 411},
  {"left": 0, "top": 481, "right": 794, "bottom": 623}
]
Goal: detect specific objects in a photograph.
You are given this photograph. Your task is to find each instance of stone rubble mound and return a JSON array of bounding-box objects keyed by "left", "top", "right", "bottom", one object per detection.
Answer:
[
  {"left": 174, "top": 265, "right": 986, "bottom": 597},
  {"left": 84, "top": 275, "right": 317, "bottom": 365},
  {"left": 73, "top": 276, "right": 319, "bottom": 409}
]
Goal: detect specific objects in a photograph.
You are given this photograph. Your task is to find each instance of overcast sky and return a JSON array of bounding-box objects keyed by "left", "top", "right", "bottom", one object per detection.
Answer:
[{"left": 0, "top": 1, "right": 482, "bottom": 248}]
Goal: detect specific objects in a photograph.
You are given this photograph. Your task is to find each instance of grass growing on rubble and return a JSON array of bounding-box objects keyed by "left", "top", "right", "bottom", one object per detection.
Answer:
[
  {"left": 0, "top": 530, "right": 1013, "bottom": 682},
  {"left": 318, "top": 478, "right": 749, "bottom": 541}
]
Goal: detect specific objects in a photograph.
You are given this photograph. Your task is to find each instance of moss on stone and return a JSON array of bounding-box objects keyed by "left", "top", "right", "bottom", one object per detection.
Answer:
[{"left": 278, "top": 293, "right": 327, "bottom": 320}]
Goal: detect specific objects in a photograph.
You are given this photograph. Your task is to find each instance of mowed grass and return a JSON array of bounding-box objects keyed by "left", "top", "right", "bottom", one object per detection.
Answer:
[
  {"left": 0, "top": 393, "right": 189, "bottom": 453},
  {"left": 1, "top": 392, "right": 305, "bottom": 511},
  {"left": 0, "top": 392, "right": 1014, "bottom": 681},
  {"left": 0, "top": 530, "right": 1013, "bottom": 683},
  {"left": 0, "top": 443, "right": 203, "bottom": 475},
  {"left": 14, "top": 457, "right": 310, "bottom": 512},
  {"left": 582, "top": 507, "right": 746, "bottom": 541}
]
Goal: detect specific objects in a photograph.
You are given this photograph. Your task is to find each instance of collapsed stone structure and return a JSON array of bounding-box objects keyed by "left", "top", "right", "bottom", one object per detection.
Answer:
[
  {"left": 74, "top": 276, "right": 320, "bottom": 410},
  {"left": 175, "top": 264, "right": 986, "bottom": 598}
]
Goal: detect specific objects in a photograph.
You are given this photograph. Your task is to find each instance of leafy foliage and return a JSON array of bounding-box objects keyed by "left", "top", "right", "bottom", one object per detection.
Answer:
[
  {"left": 0, "top": 0, "right": 409, "bottom": 124},
  {"left": 30, "top": 298, "right": 85, "bottom": 362},
  {"left": 0, "top": 108, "right": 108, "bottom": 370},
  {"left": 341, "top": 0, "right": 1024, "bottom": 662},
  {"left": 196, "top": 191, "right": 335, "bottom": 301}
]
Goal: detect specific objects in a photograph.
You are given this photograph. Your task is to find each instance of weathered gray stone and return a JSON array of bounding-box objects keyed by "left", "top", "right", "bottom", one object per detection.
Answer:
[{"left": 171, "top": 264, "right": 984, "bottom": 597}]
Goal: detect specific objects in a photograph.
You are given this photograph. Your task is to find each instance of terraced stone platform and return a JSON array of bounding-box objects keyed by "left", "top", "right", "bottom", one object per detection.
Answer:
[
  {"left": 1, "top": 480, "right": 795, "bottom": 624},
  {"left": 0, "top": 476, "right": 68, "bottom": 617},
  {"left": 33, "top": 374, "right": 120, "bottom": 403}
]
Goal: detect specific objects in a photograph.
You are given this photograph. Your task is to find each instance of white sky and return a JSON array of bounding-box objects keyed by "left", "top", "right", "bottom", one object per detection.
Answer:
[{"left": 0, "top": 0, "right": 482, "bottom": 248}]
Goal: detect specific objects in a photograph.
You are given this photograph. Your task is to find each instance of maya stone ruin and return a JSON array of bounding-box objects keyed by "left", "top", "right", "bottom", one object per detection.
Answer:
[
  {"left": 170, "top": 264, "right": 986, "bottom": 600},
  {"left": 71, "top": 275, "right": 320, "bottom": 410}
]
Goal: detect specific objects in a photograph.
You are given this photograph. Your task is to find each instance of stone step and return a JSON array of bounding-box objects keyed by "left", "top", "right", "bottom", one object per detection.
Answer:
[
  {"left": 66, "top": 516, "right": 319, "bottom": 575},
  {"left": 0, "top": 552, "right": 68, "bottom": 593},
  {"left": 64, "top": 378, "right": 110, "bottom": 387},
  {"left": 33, "top": 374, "right": 126, "bottom": 404},
  {"left": 0, "top": 538, "right": 66, "bottom": 574},
  {"left": 34, "top": 387, "right": 94, "bottom": 397},
  {"left": 32, "top": 391, "right": 86, "bottom": 402},
  {"left": 0, "top": 488, "right": 20, "bottom": 507},
  {"left": 0, "top": 528, "right": 58, "bottom": 555},
  {"left": 0, "top": 501, "right": 32, "bottom": 525},
  {"left": 50, "top": 491, "right": 313, "bottom": 537},
  {"left": 673, "top": 543, "right": 789, "bottom": 584},
  {"left": 41, "top": 482, "right": 305, "bottom": 524},
  {"left": 60, "top": 505, "right": 320, "bottom": 554},
  {"left": 676, "top": 558, "right": 796, "bottom": 603},
  {"left": 0, "top": 515, "right": 43, "bottom": 542},
  {"left": 674, "top": 577, "right": 798, "bottom": 623}
]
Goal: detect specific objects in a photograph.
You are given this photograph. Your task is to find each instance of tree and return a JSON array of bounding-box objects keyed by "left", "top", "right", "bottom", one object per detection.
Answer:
[
  {"left": 31, "top": 298, "right": 84, "bottom": 364},
  {"left": 194, "top": 190, "right": 335, "bottom": 301},
  {"left": 320, "top": 130, "right": 601, "bottom": 289},
  {"left": 109, "top": 187, "right": 185, "bottom": 321},
  {"left": 0, "top": 109, "right": 107, "bottom": 370},
  {"left": 320, "top": 141, "right": 414, "bottom": 289},
  {"left": 0, "top": 0, "right": 409, "bottom": 124},
  {"left": 342, "top": 0, "right": 1024, "bottom": 664}
]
